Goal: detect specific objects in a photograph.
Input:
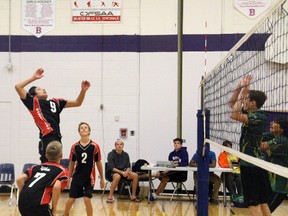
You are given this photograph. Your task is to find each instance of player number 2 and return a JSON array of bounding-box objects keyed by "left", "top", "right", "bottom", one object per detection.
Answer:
[
  {"left": 28, "top": 172, "right": 46, "bottom": 188},
  {"left": 82, "top": 152, "right": 87, "bottom": 164}
]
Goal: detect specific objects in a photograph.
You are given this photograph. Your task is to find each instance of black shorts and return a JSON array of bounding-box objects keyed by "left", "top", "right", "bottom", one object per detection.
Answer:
[
  {"left": 19, "top": 204, "right": 52, "bottom": 216},
  {"left": 39, "top": 133, "right": 62, "bottom": 163},
  {"left": 165, "top": 171, "right": 187, "bottom": 182},
  {"left": 69, "top": 179, "right": 93, "bottom": 198},
  {"left": 241, "top": 166, "right": 271, "bottom": 206},
  {"left": 106, "top": 171, "right": 129, "bottom": 182}
]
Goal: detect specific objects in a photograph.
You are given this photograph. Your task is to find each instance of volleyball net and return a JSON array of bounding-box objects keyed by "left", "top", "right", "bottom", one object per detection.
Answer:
[{"left": 202, "top": 0, "right": 288, "bottom": 178}]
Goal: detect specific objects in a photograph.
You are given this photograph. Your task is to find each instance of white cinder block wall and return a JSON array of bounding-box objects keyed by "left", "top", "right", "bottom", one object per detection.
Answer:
[{"left": 0, "top": 0, "right": 276, "bottom": 190}]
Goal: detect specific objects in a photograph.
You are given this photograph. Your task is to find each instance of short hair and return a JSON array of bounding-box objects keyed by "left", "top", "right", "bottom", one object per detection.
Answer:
[
  {"left": 274, "top": 116, "right": 288, "bottom": 137},
  {"left": 173, "top": 138, "right": 183, "bottom": 144},
  {"left": 222, "top": 140, "right": 232, "bottom": 147},
  {"left": 78, "top": 122, "right": 91, "bottom": 132},
  {"left": 28, "top": 86, "right": 37, "bottom": 96},
  {"left": 115, "top": 139, "right": 124, "bottom": 146},
  {"left": 248, "top": 90, "right": 267, "bottom": 109},
  {"left": 45, "top": 141, "right": 62, "bottom": 162}
]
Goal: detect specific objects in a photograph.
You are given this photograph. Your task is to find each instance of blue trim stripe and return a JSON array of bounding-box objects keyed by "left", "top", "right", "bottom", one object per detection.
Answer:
[{"left": 0, "top": 34, "right": 269, "bottom": 52}]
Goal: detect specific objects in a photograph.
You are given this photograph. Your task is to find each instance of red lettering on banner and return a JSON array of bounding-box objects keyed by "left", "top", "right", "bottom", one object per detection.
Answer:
[
  {"left": 72, "top": 16, "right": 120, "bottom": 22},
  {"left": 36, "top": 27, "right": 42, "bottom": 34},
  {"left": 249, "top": 9, "right": 255, "bottom": 16}
]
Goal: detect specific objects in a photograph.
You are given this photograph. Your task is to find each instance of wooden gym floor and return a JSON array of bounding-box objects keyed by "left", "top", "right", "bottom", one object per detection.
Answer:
[{"left": 1, "top": 192, "right": 288, "bottom": 216}]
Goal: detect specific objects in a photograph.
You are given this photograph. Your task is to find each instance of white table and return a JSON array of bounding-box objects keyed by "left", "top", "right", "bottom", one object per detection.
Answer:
[{"left": 141, "top": 165, "right": 233, "bottom": 206}]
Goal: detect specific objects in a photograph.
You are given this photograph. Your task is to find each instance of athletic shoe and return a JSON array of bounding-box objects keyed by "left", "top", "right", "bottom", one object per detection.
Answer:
[
  {"left": 209, "top": 198, "right": 219, "bottom": 204},
  {"left": 149, "top": 193, "right": 157, "bottom": 201}
]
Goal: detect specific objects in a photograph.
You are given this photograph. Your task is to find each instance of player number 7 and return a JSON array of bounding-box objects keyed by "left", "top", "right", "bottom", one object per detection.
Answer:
[{"left": 28, "top": 172, "right": 47, "bottom": 188}]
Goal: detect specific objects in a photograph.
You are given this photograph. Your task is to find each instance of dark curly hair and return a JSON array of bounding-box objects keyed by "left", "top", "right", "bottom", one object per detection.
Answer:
[
  {"left": 248, "top": 90, "right": 267, "bottom": 109},
  {"left": 274, "top": 116, "right": 288, "bottom": 137}
]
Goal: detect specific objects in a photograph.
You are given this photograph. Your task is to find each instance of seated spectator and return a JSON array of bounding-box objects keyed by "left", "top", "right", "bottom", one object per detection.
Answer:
[
  {"left": 218, "top": 140, "right": 243, "bottom": 200},
  {"left": 150, "top": 138, "right": 189, "bottom": 200},
  {"left": 106, "top": 139, "right": 141, "bottom": 203},
  {"left": 190, "top": 149, "right": 222, "bottom": 204},
  {"left": 261, "top": 116, "right": 288, "bottom": 213}
]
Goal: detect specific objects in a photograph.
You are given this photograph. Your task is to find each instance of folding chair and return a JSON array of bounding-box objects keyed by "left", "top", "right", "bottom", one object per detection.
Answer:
[
  {"left": 169, "top": 174, "right": 192, "bottom": 202},
  {"left": 0, "top": 163, "right": 15, "bottom": 206},
  {"left": 118, "top": 178, "right": 132, "bottom": 199},
  {"left": 102, "top": 162, "right": 132, "bottom": 199},
  {"left": 102, "top": 162, "right": 112, "bottom": 197},
  {"left": 132, "top": 161, "right": 156, "bottom": 196},
  {"left": 60, "top": 158, "right": 70, "bottom": 170},
  {"left": 16, "top": 163, "right": 37, "bottom": 205}
]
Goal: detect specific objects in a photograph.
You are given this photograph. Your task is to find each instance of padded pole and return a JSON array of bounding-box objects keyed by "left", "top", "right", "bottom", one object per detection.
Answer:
[{"left": 197, "top": 110, "right": 209, "bottom": 216}]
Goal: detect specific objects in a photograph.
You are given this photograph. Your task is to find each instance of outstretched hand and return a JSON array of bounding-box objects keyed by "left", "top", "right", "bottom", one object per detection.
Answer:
[
  {"left": 240, "top": 75, "right": 252, "bottom": 97},
  {"left": 33, "top": 68, "right": 44, "bottom": 80},
  {"left": 240, "top": 75, "right": 252, "bottom": 88},
  {"left": 81, "top": 80, "right": 91, "bottom": 91}
]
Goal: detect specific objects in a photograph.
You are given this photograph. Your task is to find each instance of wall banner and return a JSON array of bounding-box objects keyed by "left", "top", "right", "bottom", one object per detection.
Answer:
[
  {"left": 234, "top": 0, "right": 271, "bottom": 19},
  {"left": 71, "top": 0, "right": 123, "bottom": 23},
  {"left": 22, "top": 0, "right": 55, "bottom": 38}
]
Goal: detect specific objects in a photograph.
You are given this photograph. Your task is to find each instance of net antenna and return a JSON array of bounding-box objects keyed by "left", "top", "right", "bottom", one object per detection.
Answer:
[
  {"left": 199, "top": 21, "right": 210, "bottom": 157},
  {"left": 202, "top": 0, "right": 288, "bottom": 178}
]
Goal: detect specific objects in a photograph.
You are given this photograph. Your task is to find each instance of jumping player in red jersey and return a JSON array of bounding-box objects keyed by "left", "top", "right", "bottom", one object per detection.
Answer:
[
  {"left": 17, "top": 141, "right": 69, "bottom": 216},
  {"left": 15, "top": 68, "right": 91, "bottom": 163},
  {"left": 64, "top": 122, "right": 104, "bottom": 216}
]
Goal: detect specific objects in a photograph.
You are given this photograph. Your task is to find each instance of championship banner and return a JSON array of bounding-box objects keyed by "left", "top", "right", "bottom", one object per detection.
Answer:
[
  {"left": 234, "top": 0, "right": 271, "bottom": 19},
  {"left": 22, "top": 0, "right": 55, "bottom": 38},
  {"left": 71, "top": 0, "right": 123, "bottom": 23}
]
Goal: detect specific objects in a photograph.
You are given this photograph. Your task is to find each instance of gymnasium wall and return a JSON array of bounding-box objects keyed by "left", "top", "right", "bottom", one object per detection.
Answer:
[{"left": 0, "top": 0, "right": 275, "bottom": 190}]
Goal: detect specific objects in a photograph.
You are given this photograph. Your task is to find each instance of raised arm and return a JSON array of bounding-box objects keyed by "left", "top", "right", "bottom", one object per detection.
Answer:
[
  {"left": 230, "top": 75, "right": 251, "bottom": 124},
  {"left": 228, "top": 75, "right": 252, "bottom": 109},
  {"left": 15, "top": 68, "right": 44, "bottom": 99},
  {"left": 65, "top": 80, "right": 91, "bottom": 108},
  {"left": 230, "top": 88, "right": 249, "bottom": 124}
]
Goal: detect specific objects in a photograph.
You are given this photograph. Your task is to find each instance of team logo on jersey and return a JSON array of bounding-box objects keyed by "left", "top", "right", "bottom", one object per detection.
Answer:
[{"left": 40, "top": 166, "right": 51, "bottom": 172}]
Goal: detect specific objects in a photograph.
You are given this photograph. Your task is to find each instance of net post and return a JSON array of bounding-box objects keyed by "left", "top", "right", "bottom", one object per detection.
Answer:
[{"left": 197, "top": 109, "right": 210, "bottom": 216}]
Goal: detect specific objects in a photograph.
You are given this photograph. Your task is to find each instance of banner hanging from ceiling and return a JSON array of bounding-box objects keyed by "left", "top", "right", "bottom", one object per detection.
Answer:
[
  {"left": 22, "top": 0, "right": 55, "bottom": 38},
  {"left": 234, "top": 0, "right": 271, "bottom": 19},
  {"left": 71, "top": 0, "right": 123, "bottom": 23}
]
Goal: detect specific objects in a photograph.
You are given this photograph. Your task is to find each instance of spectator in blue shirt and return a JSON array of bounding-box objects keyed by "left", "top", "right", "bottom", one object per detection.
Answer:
[{"left": 190, "top": 150, "right": 222, "bottom": 204}]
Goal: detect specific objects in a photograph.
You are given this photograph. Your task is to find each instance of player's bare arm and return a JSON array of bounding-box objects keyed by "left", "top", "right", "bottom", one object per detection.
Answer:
[
  {"left": 68, "top": 161, "right": 75, "bottom": 182},
  {"left": 230, "top": 92, "right": 249, "bottom": 124},
  {"left": 228, "top": 75, "right": 252, "bottom": 109},
  {"left": 16, "top": 173, "right": 29, "bottom": 192},
  {"left": 96, "top": 161, "right": 104, "bottom": 189},
  {"left": 15, "top": 68, "right": 44, "bottom": 99},
  {"left": 65, "top": 80, "right": 91, "bottom": 108},
  {"left": 51, "top": 180, "right": 61, "bottom": 216}
]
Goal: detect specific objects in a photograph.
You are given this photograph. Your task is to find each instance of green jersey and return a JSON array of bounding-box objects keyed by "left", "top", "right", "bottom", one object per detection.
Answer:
[
  {"left": 263, "top": 132, "right": 288, "bottom": 194},
  {"left": 239, "top": 110, "right": 267, "bottom": 167}
]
